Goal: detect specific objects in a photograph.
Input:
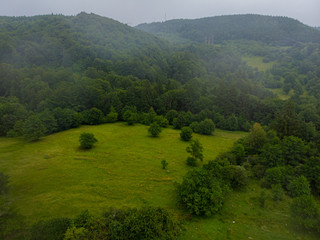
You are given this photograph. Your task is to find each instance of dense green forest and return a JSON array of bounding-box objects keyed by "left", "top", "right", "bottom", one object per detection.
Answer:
[
  {"left": 0, "top": 12, "right": 279, "bottom": 138},
  {"left": 1, "top": 12, "right": 320, "bottom": 239},
  {"left": 136, "top": 14, "right": 320, "bottom": 45}
]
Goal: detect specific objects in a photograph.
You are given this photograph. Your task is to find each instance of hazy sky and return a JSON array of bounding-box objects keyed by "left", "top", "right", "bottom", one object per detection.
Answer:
[{"left": 1, "top": 0, "right": 319, "bottom": 26}]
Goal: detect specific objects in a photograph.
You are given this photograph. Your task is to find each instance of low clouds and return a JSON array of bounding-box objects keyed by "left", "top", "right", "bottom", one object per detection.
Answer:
[{"left": 0, "top": 0, "right": 319, "bottom": 26}]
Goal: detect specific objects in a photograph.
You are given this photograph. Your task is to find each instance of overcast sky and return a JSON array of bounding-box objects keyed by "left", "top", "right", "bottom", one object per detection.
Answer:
[{"left": 1, "top": 0, "right": 319, "bottom": 26}]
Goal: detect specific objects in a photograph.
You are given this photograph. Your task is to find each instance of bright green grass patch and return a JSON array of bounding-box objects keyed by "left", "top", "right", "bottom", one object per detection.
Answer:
[
  {"left": 271, "top": 88, "right": 292, "bottom": 100},
  {"left": 0, "top": 123, "right": 244, "bottom": 224},
  {"left": 183, "top": 181, "right": 319, "bottom": 240},
  {"left": 1, "top": 123, "right": 318, "bottom": 239},
  {"left": 243, "top": 56, "right": 274, "bottom": 71}
]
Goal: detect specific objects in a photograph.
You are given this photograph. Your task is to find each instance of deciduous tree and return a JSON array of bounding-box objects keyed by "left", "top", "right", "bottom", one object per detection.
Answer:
[
  {"left": 79, "top": 132, "right": 97, "bottom": 149},
  {"left": 148, "top": 123, "right": 162, "bottom": 137},
  {"left": 23, "top": 115, "right": 46, "bottom": 142},
  {"left": 180, "top": 127, "right": 193, "bottom": 141}
]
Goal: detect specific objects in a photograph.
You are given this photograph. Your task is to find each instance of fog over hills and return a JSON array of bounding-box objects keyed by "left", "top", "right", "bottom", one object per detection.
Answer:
[
  {"left": 0, "top": 12, "right": 169, "bottom": 69},
  {"left": 136, "top": 14, "right": 320, "bottom": 45}
]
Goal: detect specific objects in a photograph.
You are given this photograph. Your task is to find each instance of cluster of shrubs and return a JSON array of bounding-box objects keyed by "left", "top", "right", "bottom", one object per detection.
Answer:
[
  {"left": 215, "top": 122, "right": 320, "bottom": 233},
  {"left": 177, "top": 160, "right": 248, "bottom": 216},
  {"left": 166, "top": 109, "right": 250, "bottom": 132},
  {"left": 30, "top": 207, "right": 183, "bottom": 240},
  {"left": 109, "top": 107, "right": 249, "bottom": 134},
  {"left": 178, "top": 118, "right": 215, "bottom": 142},
  {"left": 6, "top": 102, "right": 251, "bottom": 142},
  {"left": 122, "top": 107, "right": 218, "bottom": 139}
]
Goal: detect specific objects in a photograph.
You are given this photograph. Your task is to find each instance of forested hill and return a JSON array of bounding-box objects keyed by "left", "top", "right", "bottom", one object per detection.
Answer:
[
  {"left": 136, "top": 14, "right": 320, "bottom": 45},
  {"left": 0, "top": 12, "right": 169, "bottom": 74}
]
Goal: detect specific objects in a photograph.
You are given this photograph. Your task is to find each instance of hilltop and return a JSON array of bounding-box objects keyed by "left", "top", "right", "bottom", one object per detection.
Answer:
[
  {"left": 136, "top": 14, "right": 320, "bottom": 45},
  {"left": 0, "top": 12, "right": 169, "bottom": 72}
]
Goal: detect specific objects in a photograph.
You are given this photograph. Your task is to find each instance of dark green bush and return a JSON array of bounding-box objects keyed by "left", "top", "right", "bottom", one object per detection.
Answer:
[
  {"left": 264, "top": 166, "right": 294, "bottom": 189},
  {"left": 189, "top": 121, "right": 200, "bottom": 133},
  {"left": 30, "top": 217, "right": 71, "bottom": 240},
  {"left": 154, "top": 115, "right": 169, "bottom": 128},
  {"left": 260, "top": 143, "right": 284, "bottom": 168},
  {"left": 287, "top": 176, "right": 311, "bottom": 198},
  {"left": 186, "top": 157, "right": 196, "bottom": 166},
  {"left": 180, "top": 127, "right": 193, "bottom": 141},
  {"left": 177, "top": 168, "right": 228, "bottom": 216},
  {"left": 148, "top": 123, "right": 162, "bottom": 137},
  {"left": 23, "top": 115, "right": 46, "bottom": 142},
  {"left": 222, "top": 165, "right": 248, "bottom": 189},
  {"left": 123, "top": 110, "right": 138, "bottom": 125},
  {"left": 79, "top": 132, "right": 97, "bottom": 149},
  {"left": 106, "top": 106, "right": 118, "bottom": 123},
  {"left": 231, "top": 143, "right": 246, "bottom": 165},
  {"left": 73, "top": 209, "right": 93, "bottom": 228},
  {"left": 82, "top": 107, "right": 105, "bottom": 125},
  {"left": 173, "top": 112, "right": 189, "bottom": 129},
  {"left": 281, "top": 136, "right": 307, "bottom": 166},
  {"left": 161, "top": 159, "right": 168, "bottom": 169},
  {"left": 186, "top": 139, "right": 203, "bottom": 163},
  {"left": 198, "top": 119, "right": 215, "bottom": 135},
  {"left": 264, "top": 167, "right": 283, "bottom": 186},
  {"left": 303, "top": 156, "right": 320, "bottom": 195},
  {"left": 291, "top": 195, "right": 320, "bottom": 232},
  {"left": 114, "top": 207, "right": 181, "bottom": 239},
  {"left": 165, "top": 110, "right": 178, "bottom": 125}
]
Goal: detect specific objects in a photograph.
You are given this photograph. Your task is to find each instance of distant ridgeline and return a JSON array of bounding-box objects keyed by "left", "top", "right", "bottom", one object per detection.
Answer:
[
  {"left": 136, "top": 14, "right": 320, "bottom": 45},
  {"left": 0, "top": 12, "right": 169, "bottom": 72},
  {"left": 0, "top": 12, "right": 320, "bottom": 142}
]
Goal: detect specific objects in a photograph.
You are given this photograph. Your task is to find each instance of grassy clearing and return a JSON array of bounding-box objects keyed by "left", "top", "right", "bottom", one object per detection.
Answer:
[
  {"left": 0, "top": 123, "right": 244, "bottom": 223},
  {"left": 243, "top": 56, "right": 274, "bottom": 71},
  {"left": 183, "top": 181, "right": 319, "bottom": 240},
  {"left": 271, "top": 88, "right": 292, "bottom": 100},
  {"left": 0, "top": 122, "right": 318, "bottom": 239}
]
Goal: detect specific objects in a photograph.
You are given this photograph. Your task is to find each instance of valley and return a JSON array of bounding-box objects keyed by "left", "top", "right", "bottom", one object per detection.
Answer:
[{"left": 0, "top": 12, "right": 320, "bottom": 239}]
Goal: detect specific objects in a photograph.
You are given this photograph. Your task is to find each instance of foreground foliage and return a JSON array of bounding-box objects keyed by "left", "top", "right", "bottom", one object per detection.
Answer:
[
  {"left": 177, "top": 160, "right": 249, "bottom": 216},
  {"left": 177, "top": 165, "right": 229, "bottom": 216},
  {"left": 0, "top": 172, "right": 26, "bottom": 239},
  {"left": 291, "top": 195, "right": 320, "bottom": 232},
  {"left": 30, "top": 208, "right": 183, "bottom": 240}
]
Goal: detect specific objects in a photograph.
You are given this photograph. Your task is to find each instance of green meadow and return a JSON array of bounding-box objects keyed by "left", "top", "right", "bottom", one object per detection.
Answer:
[
  {"left": 0, "top": 123, "right": 318, "bottom": 239},
  {"left": 0, "top": 123, "right": 243, "bottom": 221},
  {"left": 242, "top": 56, "right": 274, "bottom": 71}
]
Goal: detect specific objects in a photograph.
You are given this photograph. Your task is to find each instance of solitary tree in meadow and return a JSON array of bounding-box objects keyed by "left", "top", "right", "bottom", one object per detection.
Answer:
[
  {"left": 148, "top": 123, "right": 162, "bottom": 137},
  {"left": 180, "top": 127, "right": 193, "bottom": 141},
  {"left": 79, "top": 132, "right": 97, "bottom": 149},
  {"left": 186, "top": 139, "right": 203, "bottom": 166}
]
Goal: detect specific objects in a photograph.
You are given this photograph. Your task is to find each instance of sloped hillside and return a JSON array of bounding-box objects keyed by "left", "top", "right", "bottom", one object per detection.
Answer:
[
  {"left": 136, "top": 14, "right": 320, "bottom": 45},
  {"left": 0, "top": 12, "right": 169, "bottom": 70}
]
